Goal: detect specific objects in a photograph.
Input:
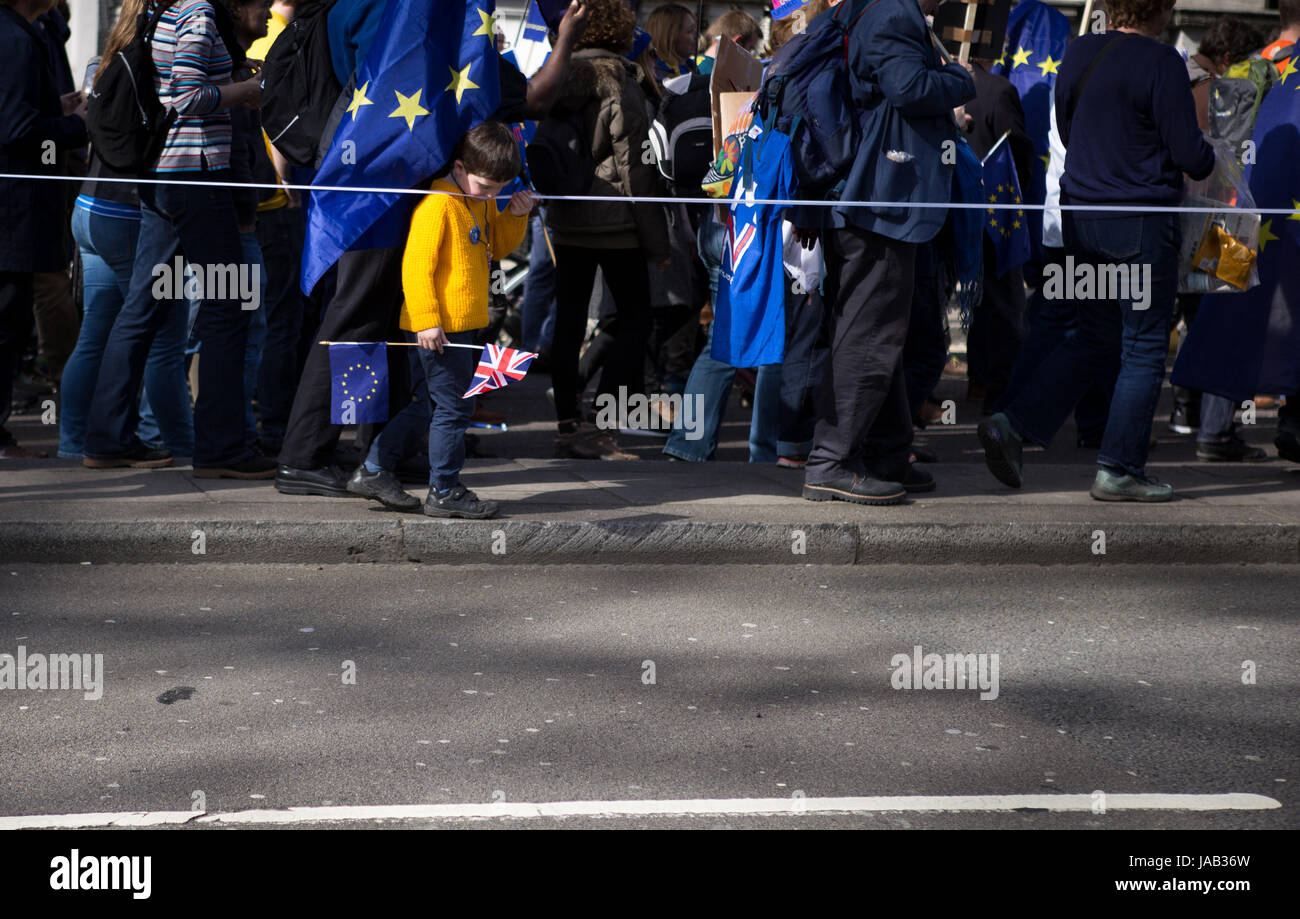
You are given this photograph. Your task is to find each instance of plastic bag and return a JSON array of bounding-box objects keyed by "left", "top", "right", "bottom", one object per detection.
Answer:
[{"left": 1178, "top": 138, "right": 1261, "bottom": 294}]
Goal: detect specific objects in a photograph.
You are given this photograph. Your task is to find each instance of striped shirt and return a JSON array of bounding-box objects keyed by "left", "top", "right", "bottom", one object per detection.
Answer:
[{"left": 151, "top": 0, "right": 232, "bottom": 173}]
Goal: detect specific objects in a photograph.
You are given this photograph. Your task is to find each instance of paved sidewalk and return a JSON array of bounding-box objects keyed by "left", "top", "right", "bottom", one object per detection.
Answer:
[{"left": 3, "top": 370, "right": 1296, "bottom": 564}]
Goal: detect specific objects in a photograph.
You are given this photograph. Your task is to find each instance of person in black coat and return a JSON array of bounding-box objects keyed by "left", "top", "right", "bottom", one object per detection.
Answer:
[
  {"left": 962, "top": 60, "right": 1035, "bottom": 415},
  {"left": 0, "top": 0, "right": 86, "bottom": 457}
]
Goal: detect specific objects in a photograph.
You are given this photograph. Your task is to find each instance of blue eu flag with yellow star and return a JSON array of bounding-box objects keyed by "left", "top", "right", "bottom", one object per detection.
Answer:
[
  {"left": 302, "top": 0, "right": 503, "bottom": 294},
  {"left": 982, "top": 135, "right": 1031, "bottom": 278},
  {"left": 329, "top": 343, "right": 389, "bottom": 424},
  {"left": 1172, "top": 63, "right": 1300, "bottom": 403},
  {"left": 990, "top": 0, "right": 1069, "bottom": 258}
]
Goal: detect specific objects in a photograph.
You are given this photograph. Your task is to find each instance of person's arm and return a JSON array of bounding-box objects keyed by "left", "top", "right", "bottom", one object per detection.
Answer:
[
  {"left": 1152, "top": 49, "right": 1214, "bottom": 181},
  {"left": 609, "top": 93, "right": 671, "bottom": 264},
  {"left": 522, "top": 1, "right": 589, "bottom": 120},
  {"left": 402, "top": 196, "right": 449, "bottom": 336},
  {"left": 857, "top": 10, "right": 975, "bottom": 118},
  {"left": 489, "top": 203, "right": 531, "bottom": 260},
  {"left": 0, "top": 38, "right": 85, "bottom": 150},
  {"left": 992, "top": 85, "right": 1035, "bottom": 192}
]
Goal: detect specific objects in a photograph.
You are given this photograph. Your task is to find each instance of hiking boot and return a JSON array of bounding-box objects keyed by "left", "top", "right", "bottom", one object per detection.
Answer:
[
  {"left": 802, "top": 473, "right": 906, "bottom": 506},
  {"left": 347, "top": 465, "right": 421, "bottom": 511},
  {"left": 424, "top": 484, "right": 499, "bottom": 519},
  {"left": 1197, "top": 436, "right": 1268, "bottom": 463},
  {"left": 555, "top": 424, "right": 636, "bottom": 460},
  {"left": 977, "top": 413, "right": 1023, "bottom": 488},
  {"left": 1089, "top": 468, "right": 1174, "bottom": 503}
]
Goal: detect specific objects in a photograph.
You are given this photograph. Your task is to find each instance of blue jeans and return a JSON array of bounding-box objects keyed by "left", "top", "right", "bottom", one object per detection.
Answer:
[
  {"left": 1002, "top": 213, "right": 1181, "bottom": 477},
  {"left": 520, "top": 212, "right": 555, "bottom": 353},
  {"left": 62, "top": 203, "right": 194, "bottom": 458},
  {"left": 85, "top": 175, "right": 253, "bottom": 467},
  {"left": 132, "top": 294, "right": 194, "bottom": 455},
  {"left": 366, "top": 330, "right": 477, "bottom": 492}
]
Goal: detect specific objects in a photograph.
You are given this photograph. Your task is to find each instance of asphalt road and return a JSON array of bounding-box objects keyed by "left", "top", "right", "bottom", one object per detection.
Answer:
[{"left": 0, "top": 563, "right": 1294, "bottom": 829}]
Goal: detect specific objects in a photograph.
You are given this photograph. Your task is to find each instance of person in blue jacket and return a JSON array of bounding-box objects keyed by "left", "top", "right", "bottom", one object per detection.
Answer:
[
  {"left": 797, "top": 0, "right": 974, "bottom": 506},
  {"left": 0, "top": 0, "right": 87, "bottom": 458}
]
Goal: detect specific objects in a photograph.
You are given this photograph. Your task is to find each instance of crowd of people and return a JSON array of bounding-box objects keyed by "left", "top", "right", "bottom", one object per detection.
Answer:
[{"left": 1, "top": 0, "right": 1296, "bottom": 517}]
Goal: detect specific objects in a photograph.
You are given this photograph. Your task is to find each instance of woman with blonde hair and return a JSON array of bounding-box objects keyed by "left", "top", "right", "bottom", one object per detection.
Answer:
[{"left": 646, "top": 2, "right": 697, "bottom": 80}]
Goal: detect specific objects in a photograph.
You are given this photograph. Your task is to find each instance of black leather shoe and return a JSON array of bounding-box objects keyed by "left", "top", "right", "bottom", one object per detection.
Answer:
[
  {"left": 275, "top": 464, "right": 354, "bottom": 497},
  {"left": 83, "top": 443, "right": 173, "bottom": 469},
  {"left": 802, "top": 473, "right": 906, "bottom": 506},
  {"left": 910, "top": 447, "right": 938, "bottom": 464},
  {"left": 899, "top": 464, "right": 935, "bottom": 493},
  {"left": 194, "top": 455, "right": 278, "bottom": 479},
  {"left": 348, "top": 466, "right": 421, "bottom": 510},
  {"left": 1274, "top": 432, "right": 1300, "bottom": 464}
]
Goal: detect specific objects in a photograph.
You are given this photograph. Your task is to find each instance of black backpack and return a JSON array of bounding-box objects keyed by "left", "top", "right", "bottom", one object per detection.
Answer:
[
  {"left": 528, "top": 107, "right": 597, "bottom": 196},
  {"left": 84, "top": 1, "right": 178, "bottom": 174},
  {"left": 648, "top": 72, "right": 713, "bottom": 194},
  {"left": 261, "top": 0, "right": 344, "bottom": 167}
]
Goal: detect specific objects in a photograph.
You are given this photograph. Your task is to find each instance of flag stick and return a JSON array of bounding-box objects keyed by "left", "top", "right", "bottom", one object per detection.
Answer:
[
  {"left": 1078, "top": 0, "right": 1096, "bottom": 37},
  {"left": 319, "top": 340, "right": 484, "bottom": 350}
]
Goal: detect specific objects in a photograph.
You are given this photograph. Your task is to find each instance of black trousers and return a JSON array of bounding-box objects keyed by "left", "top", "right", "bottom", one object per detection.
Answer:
[
  {"left": 806, "top": 226, "right": 916, "bottom": 483},
  {"left": 278, "top": 245, "right": 409, "bottom": 470},
  {"left": 551, "top": 245, "right": 651, "bottom": 423},
  {"left": 903, "top": 240, "right": 949, "bottom": 420},
  {"left": 255, "top": 205, "right": 307, "bottom": 443},
  {"left": 0, "top": 271, "right": 35, "bottom": 448},
  {"left": 966, "top": 236, "right": 1026, "bottom": 397}
]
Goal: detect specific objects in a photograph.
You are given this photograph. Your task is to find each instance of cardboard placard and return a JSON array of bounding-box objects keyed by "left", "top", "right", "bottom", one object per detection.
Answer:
[
  {"left": 709, "top": 36, "right": 763, "bottom": 158},
  {"left": 934, "top": 0, "right": 1011, "bottom": 61}
]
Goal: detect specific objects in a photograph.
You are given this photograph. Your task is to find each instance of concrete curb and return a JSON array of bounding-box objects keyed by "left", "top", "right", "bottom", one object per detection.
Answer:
[{"left": 1, "top": 519, "right": 1296, "bottom": 565}]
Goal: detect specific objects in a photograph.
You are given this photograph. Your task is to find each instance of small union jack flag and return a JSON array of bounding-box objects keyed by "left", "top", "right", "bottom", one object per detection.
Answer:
[{"left": 462, "top": 343, "right": 538, "bottom": 399}]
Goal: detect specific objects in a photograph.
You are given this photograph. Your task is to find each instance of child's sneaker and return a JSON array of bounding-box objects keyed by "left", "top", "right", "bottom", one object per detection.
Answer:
[{"left": 424, "top": 485, "right": 499, "bottom": 519}]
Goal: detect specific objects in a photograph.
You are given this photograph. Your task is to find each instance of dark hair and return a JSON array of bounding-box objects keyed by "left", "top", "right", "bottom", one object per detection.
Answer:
[
  {"left": 576, "top": 0, "right": 637, "bottom": 54},
  {"left": 455, "top": 121, "right": 522, "bottom": 184},
  {"left": 1104, "top": 0, "right": 1175, "bottom": 30},
  {"left": 1281, "top": 0, "right": 1300, "bottom": 29},
  {"left": 1198, "top": 17, "right": 1264, "bottom": 66}
]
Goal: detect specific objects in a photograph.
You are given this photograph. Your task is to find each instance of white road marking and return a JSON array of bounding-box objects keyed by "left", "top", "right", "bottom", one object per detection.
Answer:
[{"left": 0, "top": 793, "right": 1280, "bottom": 829}]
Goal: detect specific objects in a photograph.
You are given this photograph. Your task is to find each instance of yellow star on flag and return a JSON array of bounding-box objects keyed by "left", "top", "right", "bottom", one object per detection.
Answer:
[
  {"left": 1259, "top": 220, "right": 1279, "bottom": 251},
  {"left": 347, "top": 81, "right": 374, "bottom": 121},
  {"left": 1012, "top": 45, "right": 1033, "bottom": 68},
  {"left": 988, "top": 193, "right": 998, "bottom": 202},
  {"left": 1290, "top": 199, "right": 1300, "bottom": 221},
  {"left": 993, "top": 53, "right": 1006, "bottom": 68},
  {"left": 1036, "top": 55, "right": 1060, "bottom": 77},
  {"left": 446, "top": 64, "right": 480, "bottom": 106},
  {"left": 472, "top": 7, "right": 496, "bottom": 38},
  {"left": 388, "top": 88, "right": 429, "bottom": 131},
  {"left": 1280, "top": 56, "right": 1298, "bottom": 87}
]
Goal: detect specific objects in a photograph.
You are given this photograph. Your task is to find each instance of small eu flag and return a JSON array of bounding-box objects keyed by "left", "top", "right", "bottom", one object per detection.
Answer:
[
  {"left": 982, "top": 135, "right": 1031, "bottom": 278},
  {"left": 329, "top": 343, "right": 389, "bottom": 424}
]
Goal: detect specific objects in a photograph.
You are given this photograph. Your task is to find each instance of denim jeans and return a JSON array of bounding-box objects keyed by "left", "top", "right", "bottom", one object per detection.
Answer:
[
  {"left": 85, "top": 175, "right": 252, "bottom": 467},
  {"left": 520, "top": 212, "right": 555, "bottom": 353},
  {"left": 1002, "top": 213, "right": 1181, "bottom": 477},
  {"left": 366, "top": 330, "right": 476, "bottom": 492},
  {"left": 63, "top": 203, "right": 194, "bottom": 458}
]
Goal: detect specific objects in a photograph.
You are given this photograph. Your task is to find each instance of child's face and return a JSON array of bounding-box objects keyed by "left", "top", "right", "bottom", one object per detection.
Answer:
[{"left": 452, "top": 161, "right": 508, "bottom": 200}]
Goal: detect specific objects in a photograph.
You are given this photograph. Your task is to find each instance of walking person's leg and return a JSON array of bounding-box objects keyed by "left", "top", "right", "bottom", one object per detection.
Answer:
[{"left": 0, "top": 272, "right": 36, "bottom": 455}]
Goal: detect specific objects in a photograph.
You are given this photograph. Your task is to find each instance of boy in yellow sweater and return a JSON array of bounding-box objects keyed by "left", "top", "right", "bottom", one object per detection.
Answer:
[{"left": 348, "top": 123, "right": 535, "bottom": 518}]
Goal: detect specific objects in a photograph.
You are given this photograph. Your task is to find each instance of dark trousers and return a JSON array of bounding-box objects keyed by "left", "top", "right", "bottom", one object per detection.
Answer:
[
  {"left": 966, "top": 236, "right": 1026, "bottom": 398},
  {"left": 806, "top": 226, "right": 916, "bottom": 483},
  {"left": 86, "top": 177, "right": 251, "bottom": 466},
  {"left": 278, "top": 244, "right": 408, "bottom": 470},
  {"left": 551, "top": 245, "right": 651, "bottom": 422},
  {"left": 903, "top": 240, "right": 949, "bottom": 419},
  {"left": 780, "top": 286, "right": 826, "bottom": 451},
  {"left": 255, "top": 206, "right": 307, "bottom": 443},
  {"left": 0, "top": 271, "right": 35, "bottom": 448}
]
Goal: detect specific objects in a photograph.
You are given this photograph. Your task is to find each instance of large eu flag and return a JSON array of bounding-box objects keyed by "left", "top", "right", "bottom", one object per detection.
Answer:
[
  {"left": 990, "top": 0, "right": 1070, "bottom": 260},
  {"left": 302, "top": 1, "right": 503, "bottom": 294},
  {"left": 982, "top": 136, "right": 1031, "bottom": 278},
  {"left": 1172, "top": 67, "right": 1300, "bottom": 402}
]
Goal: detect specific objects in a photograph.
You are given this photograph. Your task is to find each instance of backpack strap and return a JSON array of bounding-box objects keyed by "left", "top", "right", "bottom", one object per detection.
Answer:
[
  {"left": 1264, "top": 42, "right": 1295, "bottom": 64},
  {"left": 1063, "top": 33, "right": 1136, "bottom": 141}
]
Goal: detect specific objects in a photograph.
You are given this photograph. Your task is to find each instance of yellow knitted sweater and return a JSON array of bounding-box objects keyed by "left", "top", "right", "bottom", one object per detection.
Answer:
[{"left": 399, "top": 177, "right": 528, "bottom": 334}]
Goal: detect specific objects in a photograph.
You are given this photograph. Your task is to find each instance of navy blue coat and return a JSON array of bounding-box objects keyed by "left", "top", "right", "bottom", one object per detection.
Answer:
[
  {"left": 821, "top": 0, "right": 975, "bottom": 243},
  {"left": 0, "top": 4, "right": 86, "bottom": 273}
]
